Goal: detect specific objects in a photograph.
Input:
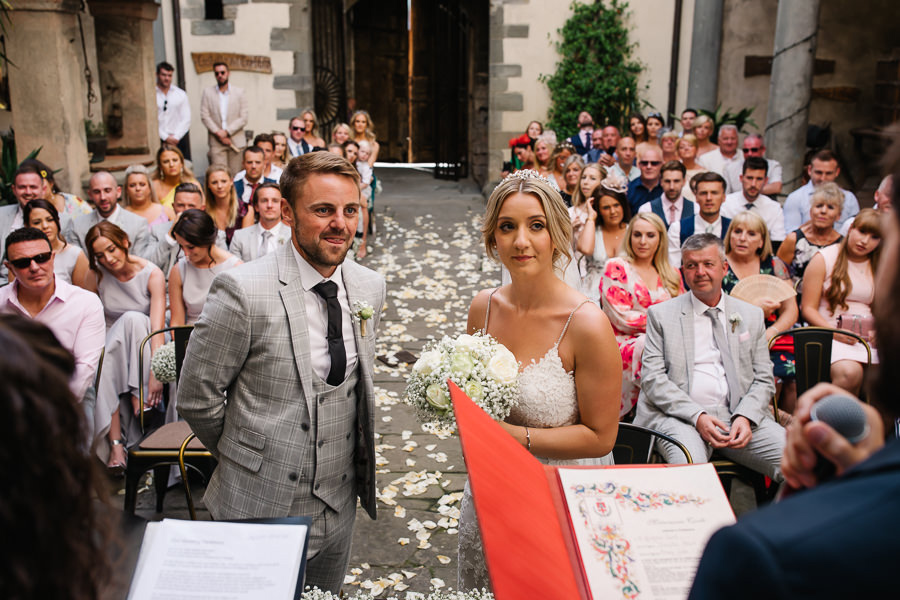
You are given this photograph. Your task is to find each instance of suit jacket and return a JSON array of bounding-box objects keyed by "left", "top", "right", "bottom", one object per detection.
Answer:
[
  {"left": 64, "top": 208, "right": 152, "bottom": 260},
  {"left": 199, "top": 84, "right": 249, "bottom": 146},
  {"left": 635, "top": 293, "right": 774, "bottom": 429},
  {"left": 147, "top": 221, "right": 227, "bottom": 279},
  {"left": 229, "top": 223, "right": 291, "bottom": 263},
  {"left": 0, "top": 204, "right": 19, "bottom": 285},
  {"left": 648, "top": 197, "right": 695, "bottom": 228},
  {"left": 689, "top": 439, "right": 900, "bottom": 599},
  {"left": 177, "top": 242, "right": 386, "bottom": 520}
]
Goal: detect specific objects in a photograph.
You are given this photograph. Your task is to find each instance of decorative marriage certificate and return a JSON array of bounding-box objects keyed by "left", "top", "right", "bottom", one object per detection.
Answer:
[{"left": 557, "top": 464, "right": 736, "bottom": 600}]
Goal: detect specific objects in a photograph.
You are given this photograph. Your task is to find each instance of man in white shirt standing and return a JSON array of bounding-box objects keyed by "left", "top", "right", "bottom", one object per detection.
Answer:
[
  {"left": 698, "top": 124, "right": 742, "bottom": 177},
  {"left": 668, "top": 172, "right": 731, "bottom": 267},
  {"left": 783, "top": 149, "right": 860, "bottom": 233},
  {"left": 229, "top": 183, "right": 290, "bottom": 262},
  {"left": 635, "top": 233, "right": 784, "bottom": 478},
  {"left": 155, "top": 61, "right": 191, "bottom": 158},
  {"left": 721, "top": 157, "right": 786, "bottom": 242},
  {"left": 200, "top": 62, "right": 248, "bottom": 174}
]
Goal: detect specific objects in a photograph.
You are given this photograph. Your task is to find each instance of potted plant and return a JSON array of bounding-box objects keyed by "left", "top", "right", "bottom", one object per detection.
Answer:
[{"left": 85, "top": 119, "right": 107, "bottom": 163}]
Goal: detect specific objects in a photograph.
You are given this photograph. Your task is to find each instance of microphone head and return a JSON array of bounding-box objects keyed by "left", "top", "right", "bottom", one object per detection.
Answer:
[{"left": 810, "top": 394, "right": 870, "bottom": 444}]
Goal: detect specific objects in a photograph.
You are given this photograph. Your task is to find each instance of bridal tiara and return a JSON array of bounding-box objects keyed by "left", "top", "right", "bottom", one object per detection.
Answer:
[{"left": 494, "top": 169, "right": 554, "bottom": 192}]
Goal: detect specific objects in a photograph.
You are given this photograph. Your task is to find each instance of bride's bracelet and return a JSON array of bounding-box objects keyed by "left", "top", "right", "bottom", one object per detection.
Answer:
[{"left": 524, "top": 427, "right": 532, "bottom": 452}]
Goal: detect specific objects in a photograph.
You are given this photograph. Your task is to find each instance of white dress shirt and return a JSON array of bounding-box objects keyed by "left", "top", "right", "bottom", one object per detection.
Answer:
[
  {"left": 723, "top": 158, "right": 783, "bottom": 194},
  {"left": 217, "top": 87, "right": 230, "bottom": 130},
  {"left": 292, "top": 245, "right": 358, "bottom": 382},
  {"left": 258, "top": 221, "right": 286, "bottom": 256},
  {"left": 690, "top": 292, "right": 730, "bottom": 422},
  {"left": 638, "top": 195, "right": 685, "bottom": 224},
  {"left": 287, "top": 138, "right": 307, "bottom": 157},
  {"left": 611, "top": 162, "right": 640, "bottom": 182},
  {"left": 156, "top": 84, "right": 191, "bottom": 142},
  {"left": 721, "top": 192, "right": 786, "bottom": 241},
  {"left": 698, "top": 149, "right": 743, "bottom": 177},
  {"left": 783, "top": 180, "right": 860, "bottom": 233},
  {"left": 667, "top": 215, "right": 726, "bottom": 267}
]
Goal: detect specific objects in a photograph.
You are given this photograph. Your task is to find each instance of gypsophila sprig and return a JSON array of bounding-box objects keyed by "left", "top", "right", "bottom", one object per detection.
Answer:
[
  {"left": 301, "top": 586, "right": 494, "bottom": 600},
  {"left": 404, "top": 332, "right": 519, "bottom": 429},
  {"left": 150, "top": 341, "right": 177, "bottom": 383}
]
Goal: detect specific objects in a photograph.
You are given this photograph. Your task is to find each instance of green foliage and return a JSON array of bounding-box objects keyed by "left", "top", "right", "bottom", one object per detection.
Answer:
[
  {"left": 84, "top": 119, "right": 107, "bottom": 138},
  {"left": 699, "top": 104, "right": 758, "bottom": 144},
  {"left": 0, "top": 131, "right": 42, "bottom": 206},
  {"left": 540, "top": 0, "right": 645, "bottom": 138}
]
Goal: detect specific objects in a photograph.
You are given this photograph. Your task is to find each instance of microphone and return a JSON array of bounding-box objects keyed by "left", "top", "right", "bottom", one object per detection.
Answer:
[{"left": 809, "top": 394, "right": 870, "bottom": 483}]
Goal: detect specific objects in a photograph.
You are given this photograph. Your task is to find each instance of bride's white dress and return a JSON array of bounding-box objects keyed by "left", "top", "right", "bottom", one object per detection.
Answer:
[{"left": 457, "top": 291, "right": 611, "bottom": 590}]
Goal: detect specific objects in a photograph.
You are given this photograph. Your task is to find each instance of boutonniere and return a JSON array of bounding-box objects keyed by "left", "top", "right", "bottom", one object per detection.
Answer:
[
  {"left": 729, "top": 313, "right": 742, "bottom": 333},
  {"left": 278, "top": 237, "right": 286, "bottom": 245},
  {"left": 352, "top": 300, "right": 375, "bottom": 336}
]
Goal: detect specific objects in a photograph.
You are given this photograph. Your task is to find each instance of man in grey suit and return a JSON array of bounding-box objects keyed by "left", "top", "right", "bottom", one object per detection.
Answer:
[
  {"left": 634, "top": 233, "right": 785, "bottom": 479},
  {"left": 0, "top": 164, "right": 48, "bottom": 285},
  {"left": 64, "top": 172, "right": 151, "bottom": 259},
  {"left": 200, "top": 62, "right": 249, "bottom": 174},
  {"left": 229, "top": 182, "right": 291, "bottom": 262},
  {"left": 178, "top": 152, "right": 386, "bottom": 593}
]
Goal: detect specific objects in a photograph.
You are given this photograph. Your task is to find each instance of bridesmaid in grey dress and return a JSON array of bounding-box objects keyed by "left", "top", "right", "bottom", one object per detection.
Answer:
[
  {"left": 23, "top": 199, "right": 89, "bottom": 287},
  {"left": 168, "top": 209, "right": 241, "bottom": 327},
  {"left": 84, "top": 222, "right": 166, "bottom": 471}
]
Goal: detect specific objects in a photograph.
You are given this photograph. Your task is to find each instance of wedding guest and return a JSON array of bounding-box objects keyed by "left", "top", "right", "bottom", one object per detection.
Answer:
[
  {"left": 331, "top": 122, "right": 351, "bottom": 146},
  {"left": 801, "top": 209, "right": 881, "bottom": 395},
  {"left": 205, "top": 165, "right": 250, "bottom": 245},
  {"left": 148, "top": 182, "right": 222, "bottom": 280},
  {"left": 534, "top": 136, "right": 555, "bottom": 177},
  {"left": 636, "top": 112, "right": 664, "bottom": 157},
  {"left": 24, "top": 199, "right": 89, "bottom": 287},
  {"left": 692, "top": 115, "right": 718, "bottom": 156},
  {"left": 151, "top": 143, "right": 197, "bottom": 209},
  {"left": 660, "top": 130, "right": 680, "bottom": 163},
  {"left": 667, "top": 172, "right": 730, "bottom": 268},
  {"left": 122, "top": 164, "right": 174, "bottom": 227},
  {"left": 526, "top": 120, "right": 543, "bottom": 139},
  {"left": 723, "top": 212, "right": 799, "bottom": 411},
  {"left": 351, "top": 109, "right": 379, "bottom": 165},
  {"left": 560, "top": 154, "right": 585, "bottom": 206},
  {"left": 628, "top": 113, "right": 648, "bottom": 145},
  {"left": 511, "top": 135, "right": 537, "bottom": 173},
  {"left": 84, "top": 222, "right": 166, "bottom": 473},
  {"left": 169, "top": 209, "right": 241, "bottom": 327},
  {"left": 459, "top": 170, "right": 620, "bottom": 591},
  {"left": 601, "top": 213, "right": 684, "bottom": 419},
  {"left": 548, "top": 141, "right": 576, "bottom": 192},
  {"left": 20, "top": 158, "right": 91, "bottom": 219},
  {"left": 272, "top": 130, "right": 289, "bottom": 169},
  {"left": 777, "top": 182, "right": 844, "bottom": 288},
  {"left": 229, "top": 183, "right": 291, "bottom": 263},
  {"left": 573, "top": 172, "right": 630, "bottom": 304},
  {"left": 300, "top": 108, "right": 327, "bottom": 149},
  {"left": 678, "top": 134, "right": 707, "bottom": 202}
]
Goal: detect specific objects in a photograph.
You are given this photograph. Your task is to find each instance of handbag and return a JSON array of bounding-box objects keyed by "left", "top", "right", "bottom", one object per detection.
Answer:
[{"left": 836, "top": 314, "right": 875, "bottom": 342}]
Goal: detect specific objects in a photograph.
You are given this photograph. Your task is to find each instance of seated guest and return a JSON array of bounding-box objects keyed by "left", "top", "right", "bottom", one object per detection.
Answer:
[
  {"left": 723, "top": 212, "right": 799, "bottom": 411},
  {"left": 776, "top": 182, "right": 843, "bottom": 289},
  {"left": 660, "top": 130, "right": 679, "bottom": 163},
  {"left": 326, "top": 143, "right": 344, "bottom": 156},
  {"left": 609, "top": 136, "right": 639, "bottom": 182},
  {"left": 569, "top": 110, "right": 595, "bottom": 156},
  {"left": 272, "top": 130, "right": 289, "bottom": 169},
  {"left": 698, "top": 124, "right": 742, "bottom": 177},
  {"left": 601, "top": 213, "right": 683, "bottom": 419},
  {"left": 0, "top": 228, "right": 104, "bottom": 402},
  {"left": 151, "top": 143, "right": 198, "bottom": 209},
  {"left": 636, "top": 112, "right": 664, "bottom": 157},
  {"left": 511, "top": 135, "right": 537, "bottom": 172},
  {"left": 560, "top": 154, "right": 585, "bottom": 206},
  {"left": 24, "top": 199, "right": 89, "bottom": 287},
  {"left": 84, "top": 222, "right": 166, "bottom": 472},
  {"left": 784, "top": 149, "right": 860, "bottom": 233},
  {"left": 723, "top": 134, "right": 784, "bottom": 196},
  {"left": 627, "top": 146, "right": 664, "bottom": 212},
  {"left": 801, "top": 209, "right": 881, "bottom": 395},
  {"left": 233, "top": 146, "right": 278, "bottom": 216},
  {"left": 569, "top": 163, "right": 607, "bottom": 291},
  {"left": 229, "top": 183, "right": 290, "bottom": 262},
  {"left": 573, "top": 172, "right": 629, "bottom": 303},
  {"left": 839, "top": 174, "right": 892, "bottom": 235},
  {"left": 534, "top": 135, "right": 555, "bottom": 177},
  {"left": 586, "top": 126, "right": 618, "bottom": 167},
  {"left": 1, "top": 164, "right": 54, "bottom": 284},
  {"left": 677, "top": 134, "right": 706, "bottom": 202},
  {"left": 634, "top": 233, "right": 784, "bottom": 478},
  {"left": 721, "top": 156, "right": 786, "bottom": 242},
  {"left": 205, "top": 165, "right": 249, "bottom": 245},
  {"left": 169, "top": 209, "right": 241, "bottom": 327},
  {"left": 122, "top": 164, "right": 174, "bottom": 227},
  {"left": 692, "top": 115, "right": 718, "bottom": 157},
  {"left": 548, "top": 141, "right": 576, "bottom": 191},
  {"left": 342, "top": 140, "right": 360, "bottom": 164},
  {"left": 667, "top": 172, "right": 730, "bottom": 267},
  {"left": 628, "top": 112, "right": 648, "bottom": 146},
  {"left": 21, "top": 157, "right": 92, "bottom": 219},
  {"left": 237, "top": 132, "right": 283, "bottom": 182},
  {"left": 638, "top": 160, "right": 695, "bottom": 229},
  {"left": 65, "top": 171, "right": 152, "bottom": 258},
  {"left": 0, "top": 315, "right": 114, "bottom": 600}
]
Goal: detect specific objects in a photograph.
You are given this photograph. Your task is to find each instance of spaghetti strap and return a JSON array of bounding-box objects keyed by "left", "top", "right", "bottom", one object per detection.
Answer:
[
  {"left": 482, "top": 287, "right": 501, "bottom": 333},
  {"left": 556, "top": 300, "right": 590, "bottom": 346}
]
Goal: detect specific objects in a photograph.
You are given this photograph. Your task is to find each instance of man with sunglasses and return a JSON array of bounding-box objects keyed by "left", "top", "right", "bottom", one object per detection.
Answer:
[
  {"left": 723, "top": 134, "right": 783, "bottom": 196},
  {"left": 0, "top": 227, "right": 104, "bottom": 402},
  {"left": 200, "top": 61, "right": 248, "bottom": 173},
  {"left": 156, "top": 61, "right": 191, "bottom": 158},
  {"left": 287, "top": 116, "right": 311, "bottom": 158},
  {"left": 627, "top": 146, "right": 665, "bottom": 212}
]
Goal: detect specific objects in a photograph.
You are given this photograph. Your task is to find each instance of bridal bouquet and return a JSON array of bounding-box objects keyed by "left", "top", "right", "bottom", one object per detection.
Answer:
[
  {"left": 150, "top": 341, "right": 177, "bottom": 383},
  {"left": 405, "top": 332, "right": 519, "bottom": 427}
]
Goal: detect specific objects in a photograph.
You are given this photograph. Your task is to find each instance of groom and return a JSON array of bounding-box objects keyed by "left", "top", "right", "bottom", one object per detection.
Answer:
[{"left": 178, "top": 152, "right": 386, "bottom": 593}]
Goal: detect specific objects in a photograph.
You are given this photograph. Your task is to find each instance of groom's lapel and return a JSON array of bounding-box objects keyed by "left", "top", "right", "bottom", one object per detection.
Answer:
[
  {"left": 342, "top": 263, "right": 372, "bottom": 362},
  {"left": 277, "top": 244, "right": 316, "bottom": 415}
]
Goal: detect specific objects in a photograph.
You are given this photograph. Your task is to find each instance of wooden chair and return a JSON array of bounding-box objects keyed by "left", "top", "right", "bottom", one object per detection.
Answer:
[
  {"left": 613, "top": 422, "right": 693, "bottom": 464},
  {"left": 124, "top": 326, "right": 216, "bottom": 516}
]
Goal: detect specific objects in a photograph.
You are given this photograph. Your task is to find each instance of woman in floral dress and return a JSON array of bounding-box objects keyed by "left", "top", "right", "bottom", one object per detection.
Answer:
[{"left": 601, "top": 213, "right": 684, "bottom": 419}]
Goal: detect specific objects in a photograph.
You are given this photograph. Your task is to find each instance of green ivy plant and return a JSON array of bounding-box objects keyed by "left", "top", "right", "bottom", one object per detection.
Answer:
[{"left": 540, "top": 0, "right": 645, "bottom": 138}]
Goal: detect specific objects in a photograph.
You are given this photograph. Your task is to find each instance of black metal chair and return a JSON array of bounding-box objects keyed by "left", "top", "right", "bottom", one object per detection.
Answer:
[
  {"left": 613, "top": 422, "right": 693, "bottom": 464},
  {"left": 769, "top": 326, "right": 872, "bottom": 398},
  {"left": 124, "top": 326, "right": 215, "bottom": 516}
]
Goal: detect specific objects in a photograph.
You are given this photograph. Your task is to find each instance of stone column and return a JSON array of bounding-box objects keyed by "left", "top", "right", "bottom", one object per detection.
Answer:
[
  {"left": 7, "top": 0, "right": 91, "bottom": 194},
  {"left": 87, "top": 0, "right": 160, "bottom": 155},
  {"left": 685, "top": 0, "right": 724, "bottom": 112},
  {"left": 764, "top": 0, "right": 821, "bottom": 194}
]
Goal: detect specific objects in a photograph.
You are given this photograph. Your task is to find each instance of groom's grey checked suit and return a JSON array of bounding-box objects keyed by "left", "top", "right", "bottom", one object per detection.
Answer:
[
  {"left": 634, "top": 292, "right": 785, "bottom": 479},
  {"left": 178, "top": 241, "right": 385, "bottom": 591}
]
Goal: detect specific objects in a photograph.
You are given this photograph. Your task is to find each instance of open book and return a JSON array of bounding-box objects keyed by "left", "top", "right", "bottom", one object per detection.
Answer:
[
  {"left": 127, "top": 517, "right": 311, "bottom": 600},
  {"left": 451, "top": 382, "right": 735, "bottom": 600}
]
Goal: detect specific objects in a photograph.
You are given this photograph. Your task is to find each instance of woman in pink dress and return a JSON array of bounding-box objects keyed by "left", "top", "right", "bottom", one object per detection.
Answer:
[{"left": 601, "top": 212, "right": 684, "bottom": 419}]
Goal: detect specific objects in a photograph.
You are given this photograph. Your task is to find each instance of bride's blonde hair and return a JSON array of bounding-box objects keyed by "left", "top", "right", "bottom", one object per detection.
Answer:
[{"left": 482, "top": 171, "right": 572, "bottom": 272}]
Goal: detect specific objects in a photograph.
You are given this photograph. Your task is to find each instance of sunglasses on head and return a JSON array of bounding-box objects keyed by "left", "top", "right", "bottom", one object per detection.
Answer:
[
  {"left": 8, "top": 252, "right": 52, "bottom": 270},
  {"left": 639, "top": 160, "right": 662, "bottom": 166}
]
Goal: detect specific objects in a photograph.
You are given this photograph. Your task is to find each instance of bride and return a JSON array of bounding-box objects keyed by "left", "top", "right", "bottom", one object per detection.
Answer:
[{"left": 458, "top": 170, "right": 621, "bottom": 590}]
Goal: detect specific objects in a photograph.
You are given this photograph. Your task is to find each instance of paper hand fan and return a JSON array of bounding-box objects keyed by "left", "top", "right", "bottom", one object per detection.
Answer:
[{"left": 729, "top": 274, "right": 795, "bottom": 304}]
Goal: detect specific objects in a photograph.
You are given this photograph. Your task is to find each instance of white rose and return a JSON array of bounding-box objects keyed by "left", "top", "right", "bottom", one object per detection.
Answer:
[
  {"left": 464, "top": 379, "right": 485, "bottom": 401},
  {"left": 414, "top": 350, "right": 442, "bottom": 376},
  {"left": 449, "top": 351, "right": 475, "bottom": 378},
  {"left": 487, "top": 347, "right": 518, "bottom": 385},
  {"left": 453, "top": 334, "right": 479, "bottom": 355},
  {"left": 425, "top": 383, "right": 451, "bottom": 411}
]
